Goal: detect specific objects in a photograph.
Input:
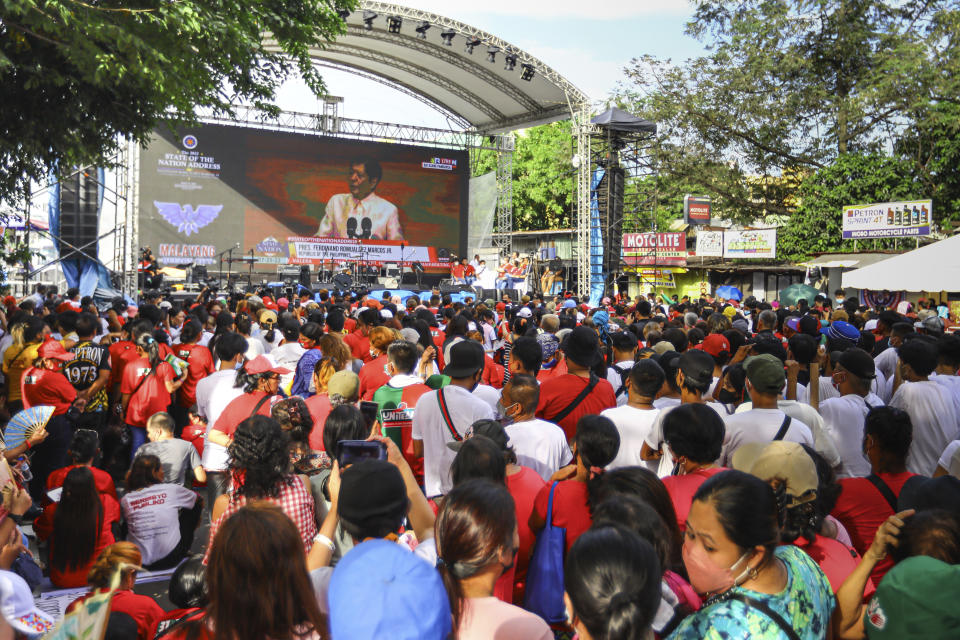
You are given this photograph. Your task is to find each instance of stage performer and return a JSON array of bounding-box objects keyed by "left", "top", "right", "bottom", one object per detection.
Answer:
[{"left": 315, "top": 157, "right": 404, "bottom": 241}]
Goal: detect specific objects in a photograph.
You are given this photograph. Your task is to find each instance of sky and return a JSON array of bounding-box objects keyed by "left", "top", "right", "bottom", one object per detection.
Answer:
[{"left": 273, "top": 0, "right": 707, "bottom": 128}]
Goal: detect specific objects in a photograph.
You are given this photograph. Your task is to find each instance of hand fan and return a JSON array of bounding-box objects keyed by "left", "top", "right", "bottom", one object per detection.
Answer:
[{"left": 5, "top": 405, "right": 55, "bottom": 450}]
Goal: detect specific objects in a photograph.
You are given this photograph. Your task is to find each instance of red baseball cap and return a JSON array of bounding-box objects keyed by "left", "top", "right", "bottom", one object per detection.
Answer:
[
  {"left": 277, "top": 297, "right": 289, "bottom": 308},
  {"left": 263, "top": 299, "right": 279, "bottom": 311},
  {"left": 244, "top": 355, "right": 291, "bottom": 375},
  {"left": 38, "top": 340, "right": 74, "bottom": 361},
  {"left": 698, "top": 333, "right": 731, "bottom": 358}
]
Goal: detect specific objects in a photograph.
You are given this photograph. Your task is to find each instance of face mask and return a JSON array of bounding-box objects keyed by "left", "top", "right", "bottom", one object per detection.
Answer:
[
  {"left": 496, "top": 401, "right": 518, "bottom": 426},
  {"left": 717, "top": 388, "right": 738, "bottom": 404},
  {"left": 682, "top": 539, "right": 751, "bottom": 596}
]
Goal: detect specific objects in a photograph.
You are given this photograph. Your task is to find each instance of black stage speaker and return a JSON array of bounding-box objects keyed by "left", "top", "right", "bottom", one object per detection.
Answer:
[
  {"left": 480, "top": 288, "right": 498, "bottom": 301},
  {"left": 299, "top": 265, "right": 312, "bottom": 289},
  {"left": 59, "top": 169, "right": 100, "bottom": 259}
]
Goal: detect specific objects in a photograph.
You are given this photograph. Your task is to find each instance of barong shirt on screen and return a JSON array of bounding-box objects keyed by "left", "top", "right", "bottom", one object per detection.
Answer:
[{"left": 315, "top": 192, "right": 403, "bottom": 241}]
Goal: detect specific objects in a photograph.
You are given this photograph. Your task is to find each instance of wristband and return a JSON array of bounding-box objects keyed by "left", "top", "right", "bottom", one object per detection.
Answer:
[
  {"left": 313, "top": 533, "right": 335, "bottom": 552},
  {"left": 24, "top": 441, "right": 31, "bottom": 450}
]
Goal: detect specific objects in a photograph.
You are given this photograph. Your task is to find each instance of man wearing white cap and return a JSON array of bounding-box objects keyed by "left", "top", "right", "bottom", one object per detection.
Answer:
[{"left": 0, "top": 569, "right": 54, "bottom": 637}]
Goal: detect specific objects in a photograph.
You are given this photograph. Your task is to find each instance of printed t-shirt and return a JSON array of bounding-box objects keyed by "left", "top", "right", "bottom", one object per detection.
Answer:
[
  {"left": 136, "top": 439, "right": 202, "bottom": 487},
  {"left": 506, "top": 465, "right": 547, "bottom": 604},
  {"left": 662, "top": 467, "right": 726, "bottom": 532},
  {"left": 373, "top": 375, "right": 432, "bottom": 481},
  {"left": 121, "top": 359, "right": 176, "bottom": 428},
  {"left": 65, "top": 340, "right": 111, "bottom": 412},
  {"left": 504, "top": 418, "right": 572, "bottom": 482},
  {"left": 536, "top": 374, "right": 617, "bottom": 441},
  {"left": 889, "top": 380, "right": 960, "bottom": 475},
  {"left": 171, "top": 343, "right": 215, "bottom": 408},
  {"left": 211, "top": 391, "right": 277, "bottom": 438},
  {"left": 457, "top": 597, "right": 552, "bottom": 640},
  {"left": 21, "top": 366, "right": 76, "bottom": 415},
  {"left": 831, "top": 471, "right": 916, "bottom": 585},
  {"left": 304, "top": 393, "right": 332, "bottom": 451},
  {"left": 601, "top": 404, "right": 661, "bottom": 472},
  {"left": 533, "top": 479, "right": 591, "bottom": 554},
  {"left": 121, "top": 483, "right": 199, "bottom": 564},
  {"left": 358, "top": 354, "right": 390, "bottom": 400},
  {"left": 67, "top": 589, "right": 164, "bottom": 640},
  {"left": 2, "top": 342, "right": 40, "bottom": 401},
  {"left": 47, "top": 464, "right": 118, "bottom": 500}
]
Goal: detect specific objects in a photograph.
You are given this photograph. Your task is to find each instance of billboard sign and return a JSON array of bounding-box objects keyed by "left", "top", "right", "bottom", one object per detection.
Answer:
[
  {"left": 138, "top": 124, "right": 468, "bottom": 269},
  {"left": 684, "top": 195, "right": 711, "bottom": 225},
  {"left": 723, "top": 229, "right": 777, "bottom": 259},
  {"left": 842, "top": 200, "right": 932, "bottom": 239},
  {"left": 695, "top": 230, "right": 724, "bottom": 257},
  {"left": 622, "top": 232, "right": 687, "bottom": 266}
]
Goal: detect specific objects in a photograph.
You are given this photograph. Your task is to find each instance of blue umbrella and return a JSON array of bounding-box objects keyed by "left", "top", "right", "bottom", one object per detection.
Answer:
[{"left": 715, "top": 285, "right": 743, "bottom": 301}]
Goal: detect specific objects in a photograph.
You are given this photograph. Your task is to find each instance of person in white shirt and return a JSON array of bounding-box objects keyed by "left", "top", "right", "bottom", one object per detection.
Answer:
[
  {"left": 931, "top": 334, "right": 960, "bottom": 402},
  {"left": 499, "top": 374, "right": 571, "bottom": 481},
  {"left": 889, "top": 338, "right": 960, "bottom": 475},
  {"left": 412, "top": 341, "right": 494, "bottom": 498},
  {"left": 602, "top": 359, "right": 664, "bottom": 472},
  {"left": 807, "top": 348, "right": 882, "bottom": 477},
  {"left": 720, "top": 353, "right": 814, "bottom": 466},
  {"left": 874, "top": 322, "right": 914, "bottom": 381},
  {"left": 606, "top": 331, "right": 638, "bottom": 406},
  {"left": 651, "top": 350, "right": 681, "bottom": 411},
  {"left": 271, "top": 320, "right": 306, "bottom": 394},
  {"left": 194, "top": 333, "right": 247, "bottom": 510}
]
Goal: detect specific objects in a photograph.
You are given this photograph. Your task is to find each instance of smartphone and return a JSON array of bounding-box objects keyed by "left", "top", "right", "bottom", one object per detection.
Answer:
[
  {"left": 337, "top": 440, "right": 387, "bottom": 467},
  {"left": 359, "top": 401, "right": 379, "bottom": 429}
]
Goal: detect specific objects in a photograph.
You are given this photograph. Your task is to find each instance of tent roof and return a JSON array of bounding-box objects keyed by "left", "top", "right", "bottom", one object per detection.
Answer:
[
  {"left": 842, "top": 235, "right": 960, "bottom": 291},
  {"left": 803, "top": 252, "right": 895, "bottom": 269},
  {"left": 591, "top": 107, "right": 656, "bottom": 134},
  {"left": 275, "top": 2, "right": 590, "bottom": 133}
]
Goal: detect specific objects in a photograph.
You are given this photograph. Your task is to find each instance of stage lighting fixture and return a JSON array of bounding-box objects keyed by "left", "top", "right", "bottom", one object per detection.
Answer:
[
  {"left": 362, "top": 10, "right": 377, "bottom": 30},
  {"left": 520, "top": 63, "right": 535, "bottom": 81},
  {"left": 387, "top": 16, "right": 402, "bottom": 33},
  {"left": 504, "top": 54, "right": 517, "bottom": 71},
  {"left": 441, "top": 29, "right": 456, "bottom": 46},
  {"left": 465, "top": 37, "right": 481, "bottom": 54},
  {"left": 486, "top": 46, "right": 499, "bottom": 63},
  {"left": 415, "top": 21, "right": 430, "bottom": 39}
]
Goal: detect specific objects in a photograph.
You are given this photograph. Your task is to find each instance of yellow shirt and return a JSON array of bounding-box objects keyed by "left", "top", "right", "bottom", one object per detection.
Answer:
[{"left": 3, "top": 342, "right": 41, "bottom": 401}]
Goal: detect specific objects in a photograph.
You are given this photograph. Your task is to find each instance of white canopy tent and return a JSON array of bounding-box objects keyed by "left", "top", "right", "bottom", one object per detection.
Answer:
[{"left": 842, "top": 234, "right": 960, "bottom": 291}]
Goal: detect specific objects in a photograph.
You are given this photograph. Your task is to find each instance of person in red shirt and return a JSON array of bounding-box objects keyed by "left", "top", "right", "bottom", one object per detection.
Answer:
[
  {"left": 343, "top": 308, "right": 378, "bottom": 364},
  {"left": 171, "top": 320, "right": 215, "bottom": 432},
  {"left": 34, "top": 467, "right": 121, "bottom": 588},
  {"left": 450, "top": 259, "right": 467, "bottom": 284},
  {"left": 661, "top": 404, "right": 728, "bottom": 533},
  {"left": 67, "top": 542, "right": 164, "bottom": 640},
  {"left": 208, "top": 355, "right": 290, "bottom": 448},
  {"left": 358, "top": 326, "right": 396, "bottom": 400},
  {"left": 108, "top": 321, "right": 137, "bottom": 395},
  {"left": 20, "top": 339, "right": 81, "bottom": 500},
  {"left": 536, "top": 326, "right": 617, "bottom": 441},
  {"left": 121, "top": 333, "right": 185, "bottom": 459},
  {"left": 530, "top": 414, "right": 620, "bottom": 554},
  {"left": 47, "top": 428, "right": 118, "bottom": 501},
  {"left": 831, "top": 405, "right": 917, "bottom": 585},
  {"left": 151, "top": 556, "right": 207, "bottom": 638}
]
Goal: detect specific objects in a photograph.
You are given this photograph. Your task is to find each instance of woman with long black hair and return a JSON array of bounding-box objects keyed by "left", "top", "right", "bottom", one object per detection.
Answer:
[
  {"left": 34, "top": 466, "right": 121, "bottom": 587},
  {"left": 121, "top": 332, "right": 184, "bottom": 457},
  {"left": 436, "top": 479, "right": 552, "bottom": 639}
]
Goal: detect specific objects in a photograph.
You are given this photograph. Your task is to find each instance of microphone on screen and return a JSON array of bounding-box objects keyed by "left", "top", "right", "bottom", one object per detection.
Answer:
[
  {"left": 346, "top": 217, "right": 358, "bottom": 239},
  {"left": 360, "top": 217, "right": 372, "bottom": 239}
]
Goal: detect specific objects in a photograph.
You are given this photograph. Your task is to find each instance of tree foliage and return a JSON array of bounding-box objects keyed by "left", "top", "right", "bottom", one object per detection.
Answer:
[{"left": 0, "top": 0, "right": 353, "bottom": 207}]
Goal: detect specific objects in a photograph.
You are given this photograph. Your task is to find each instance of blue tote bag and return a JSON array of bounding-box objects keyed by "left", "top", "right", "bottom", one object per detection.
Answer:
[{"left": 523, "top": 481, "right": 567, "bottom": 623}]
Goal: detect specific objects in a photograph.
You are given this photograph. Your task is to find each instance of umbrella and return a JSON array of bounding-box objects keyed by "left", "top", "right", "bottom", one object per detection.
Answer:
[
  {"left": 715, "top": 285, "right": 743, "bottom": 301},
  {"left": 4, "top": 405, "right": 54, "bottom": 450},
  {"left": 779, "top": 283, "right": 820, "bottom": 307}
]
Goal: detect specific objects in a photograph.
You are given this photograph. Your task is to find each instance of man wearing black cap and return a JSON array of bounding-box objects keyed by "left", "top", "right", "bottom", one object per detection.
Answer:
[
  {"left": 411, "top": 340, "right": 494, "bottom": 498},
  {"left": 535, "top": 326, "right": 616, "bottom": 442},
  {"left": 606, "top": 331, "right": 639, "bottom": 407},
  {"left": 814, "top": 348, "right": 885, "bottom": 477}
]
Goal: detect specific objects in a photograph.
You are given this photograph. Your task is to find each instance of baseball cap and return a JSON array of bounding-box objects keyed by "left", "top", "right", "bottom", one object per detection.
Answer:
[
  {"left": 258, "top": 309, "right": 278, "bottom": 325},
  {"left": 329, "top": 539, "right": 452, "bottom": 639},
  {"left": 380, "top": 309, "right": 394, "bottom": 319},
  {"left": 400, "top": 328, "right": 420, "bottom": 343},
  {"left": 39, "top": 340, "right": 75, "bottom": 361},
  {"left": 561, "top": 299, "right": 577, "bottom": 309},
  {"left": 863, "top": 555, "right": 960, "bottom": 640},
  {"left": 798, "top": 315, "right": 820, "bottom": 337},
  {"left": 820, "top": 320, "right": 859, "bottom": 342},
  {"left": 244, "top": 354, "right": 291, "bottom": 376},
  {"left": 731, "top": 441, "right": 818, "bottom": 504},
  {"left": 516, "top": 307, "right": 532, "bottom": 318},
  {"left": 338, "top": 460, "right": 408, "bottom": 529},
  {"left": 277, "top": 297, "right": 289, "bottom": 309},
  {"left": 731, "top": 318, "right": 750, "bottom": 333},
  {"left": 442, "top": 340, "right": 485, "bottom": 378},
  {"left": 652, "top": 340, "right": 675, "bottom": 356},
  {"left": 0, "top": 569, "right": 54, "bottom": 636},
  {"left": 263, "top": 299, "right": 279, "bottom": 311},
  {"left": 327, "top": 370, "right": 360, "bottom": 400},
  {"left": 915, "top": 315, "right": 945, "bottom": 333},
  {"left": 679, "top": 350, "right": 715, "bottom": 388},
  {"left": 560, "top": 326, "right": 602, "bottom": 367},
  {"left": 896, "top": 475, "right": 960, "bottom": 512},
  {"left": 722, "top": 306, "right": 736, "bottom": 319},
  {"left": 744, "top": 353, "right": 786, "bottom": 394},
  {"left": 835, "top": 347, "right": 876, "bottom": 380},
  {"left": 864, "top": 318, "right": 879, "bottom": 331},
  {"left": 495, "top": 302, "right": 506, "bottom": 312},
  {"left": 698, "top": 333, "right": 730, "bottom": 358},
  {"left": 784, "top": 317, "right": 801, "bottom": 333}
]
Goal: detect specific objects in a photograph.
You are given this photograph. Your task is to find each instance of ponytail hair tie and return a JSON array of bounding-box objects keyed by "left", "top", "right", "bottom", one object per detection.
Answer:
[
  {"left": 436, "top": 557, "right": 446, "bottom": 569},
  {"left": 589, "top": 466, "right": 605, "bottom": 480}
]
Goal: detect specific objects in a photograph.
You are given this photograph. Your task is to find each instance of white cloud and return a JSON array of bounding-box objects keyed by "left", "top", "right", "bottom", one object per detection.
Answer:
[{"left": 392, "top": 0, "right": 692, "bottom": 20}]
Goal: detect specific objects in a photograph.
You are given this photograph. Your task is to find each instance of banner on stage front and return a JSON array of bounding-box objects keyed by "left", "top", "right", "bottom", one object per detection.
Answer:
[
  {"left": 285, "top": 237, "right": 447, "bottom": 267},
  {"left": 842, "top": 200, "right": 932, "bottom": 239},
  {"left": 723, "top": 229, "right": 777, "bottom": 259},
  {"left": 621, "top": 232, "right": 687, "bottom": 266},
  {"left": 695, "top": 230, "right": 724, "bottom": 257}
]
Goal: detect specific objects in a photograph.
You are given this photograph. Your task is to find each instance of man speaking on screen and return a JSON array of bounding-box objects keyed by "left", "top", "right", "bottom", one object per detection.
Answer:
[{"left": 315, "top": 157, "right": 404, "bottom": 241}]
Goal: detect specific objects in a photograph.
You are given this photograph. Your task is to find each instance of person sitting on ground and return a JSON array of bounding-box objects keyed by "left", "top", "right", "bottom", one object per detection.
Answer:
[
  {"left": 153, "top": 556, "right": 208, "bottom": 638},
  {"left": 135, "top": 412, "right": 205, "bottom": 487},
  {"left": 121, "top": 455, "right": 202, "bottom": 571},
  {"left": 65, "top": 542, "right": 164, "bottom": 640},
  {"left": 34, "top": 466, "right": 122, "bottom": 588},
  {"left": 46, "top": 428, "right": 117, "bottom": 499}
]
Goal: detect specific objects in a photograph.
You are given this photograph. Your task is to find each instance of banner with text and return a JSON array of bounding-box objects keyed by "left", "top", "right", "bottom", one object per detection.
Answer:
[
  {"left": 723, "top": 229, "right": 777, "bottom": 259},
  {"left": 695, "top": 230, "right": 724, "bottom": 257},
  {"left": 842, "top": 200, "right": 932, "bottom": 239},
  {"left": 285, "top": 237, "right": 445, "bottom": 267},
  {"left": 622, "top": 232, "right": 687, "bottom": 266}
]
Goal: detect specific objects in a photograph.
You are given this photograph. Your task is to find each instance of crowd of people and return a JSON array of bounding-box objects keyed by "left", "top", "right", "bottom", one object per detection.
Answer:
[{"left": 0, "top": 281, "right": 956, "bottom": 639}]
